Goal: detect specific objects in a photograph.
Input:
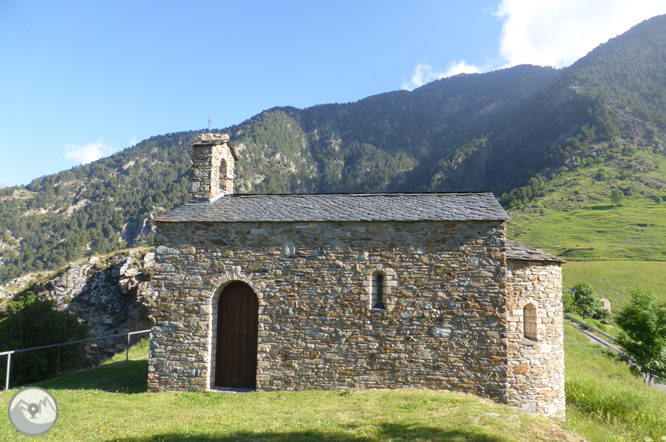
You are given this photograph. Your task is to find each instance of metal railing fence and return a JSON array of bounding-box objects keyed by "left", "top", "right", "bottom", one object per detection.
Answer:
[
  {"left": 0, "top": 329, "right": 151, "bottom": 391},
  {"left": 563, "top": 313, "right": 619, "bottom": 344}
]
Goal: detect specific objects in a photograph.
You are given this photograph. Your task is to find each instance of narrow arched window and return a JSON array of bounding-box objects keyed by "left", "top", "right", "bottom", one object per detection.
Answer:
[
  {"left": 524, "top": 304, "right": 537, "bottom": 341},
  {"left": 219, "top": 159, "right": 229, "bottom": 194},
  {"left": 372, "top": 272, "right": 385, "bottom": 309}
]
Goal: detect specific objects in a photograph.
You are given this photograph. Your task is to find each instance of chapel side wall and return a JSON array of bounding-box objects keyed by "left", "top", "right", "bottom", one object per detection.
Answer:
[
  {"left": 148, "top": 220, "right": 508, "bottom": 402},
  {"left": 505, "top": 260, "right": 565, "bottom": 419}
]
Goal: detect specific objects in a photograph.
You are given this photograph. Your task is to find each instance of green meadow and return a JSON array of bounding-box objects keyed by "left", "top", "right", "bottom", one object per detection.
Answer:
[
  {"left": 510, "top": 198, "right": 666, "bottom": 262},
  {"left": 562, "top": 261, "right": 666, "bottom": 308}
]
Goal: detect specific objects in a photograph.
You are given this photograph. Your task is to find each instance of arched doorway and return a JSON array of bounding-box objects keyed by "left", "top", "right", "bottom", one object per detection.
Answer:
[{"left": 215, "top": 281, "right": 258, "bottom": 389}]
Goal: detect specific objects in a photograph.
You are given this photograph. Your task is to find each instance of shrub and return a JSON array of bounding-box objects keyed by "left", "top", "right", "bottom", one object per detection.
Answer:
[
  {"left": 591, "top": 307, "right": 610, "bottom": 321},
  {"left": 572, "top": 282, "right": 603, "bottom": 319},
  {"left": 563, "top": 290, "right": 579, "bottom": 314},
  {"left": 610, "top": 189, "right": 625, "bottom": 205},
  {"left": 593, "top": 169, "right": 608, "bottom": 181},
  {"left": 143, "top": 266, "right": 154, "bottom": 281},
  {"left": 616, "top": 289, "right": 666, "bottom": 384},
  {"left": 0, "top": 292, "right": 89, "bottom": 386}
]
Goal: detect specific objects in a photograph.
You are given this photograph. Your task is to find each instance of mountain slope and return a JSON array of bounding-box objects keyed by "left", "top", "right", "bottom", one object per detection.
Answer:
[
  {"left": 1, "top": 14, "right": 666, "bottom": 283},
  {"left": 568, "top": 13, "right": 666, "bottom": 127},
  {"left": 506, "top": 144, "right": 666, "bottom": 261},
  {"left": 439, "top": 14, "right": 666, "bottom": 194},
  {"left": 0, "top": 65, "right": 561, "bottom": 282}
]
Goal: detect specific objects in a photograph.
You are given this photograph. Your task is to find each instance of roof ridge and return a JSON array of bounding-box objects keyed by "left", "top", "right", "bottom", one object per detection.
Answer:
[
  {"left": 227, "top": 191, "right": 494, "bottom": 198},
  {"left": 154, "top": 192, "right": 511, "bottom": 223}
]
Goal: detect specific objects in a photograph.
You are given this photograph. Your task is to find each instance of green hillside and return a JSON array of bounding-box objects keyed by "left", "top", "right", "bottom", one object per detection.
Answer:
[
  {"left": 507, "top": 145, "right": 666, "bottom": 261},
  {"left": 505, "top": 138, "right": 666, "bottom": 307},
  {"left": 564, "top": 323, "right": 666, "bottom": 441}
]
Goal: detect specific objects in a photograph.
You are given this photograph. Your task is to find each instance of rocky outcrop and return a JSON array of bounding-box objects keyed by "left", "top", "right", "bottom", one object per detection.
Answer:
[{"left": 2, "top": 250, "right": 156, "bottom": 363}]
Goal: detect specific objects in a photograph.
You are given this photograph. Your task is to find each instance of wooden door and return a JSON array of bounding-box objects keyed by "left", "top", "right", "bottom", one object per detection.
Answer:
[{"left": 215, "top": 282, "right": 258, "bottom": 389}]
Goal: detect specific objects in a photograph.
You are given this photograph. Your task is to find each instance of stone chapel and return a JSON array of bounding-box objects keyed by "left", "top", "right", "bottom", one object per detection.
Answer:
[{"left": 149, "top": 133, "right": 566, "bottom": 418}]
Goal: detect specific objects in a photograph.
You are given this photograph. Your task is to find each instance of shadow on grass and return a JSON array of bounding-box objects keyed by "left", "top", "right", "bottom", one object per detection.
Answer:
[
  {"left": 37, "top": 359, "right": 148, "bottom": 393},
  {"left": 104, "top": 423, "right": 511, "bottom": 442},
  {"left": 586, "top": 205, "right": 616, "bottom": 211}
]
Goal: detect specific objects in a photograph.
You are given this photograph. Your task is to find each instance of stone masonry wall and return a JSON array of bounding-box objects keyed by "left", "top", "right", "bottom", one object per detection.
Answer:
[
  {"left": 505, "top": 260, "right": 564, "bottom": 418},
  {"left": 148, "top": 220, "right": 509, "bottom": 403}
]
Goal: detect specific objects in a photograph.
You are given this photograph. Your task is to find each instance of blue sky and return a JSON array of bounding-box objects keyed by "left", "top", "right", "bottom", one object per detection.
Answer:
[{"left": 1, "top": 0, "right": 666, "bottom": 187}]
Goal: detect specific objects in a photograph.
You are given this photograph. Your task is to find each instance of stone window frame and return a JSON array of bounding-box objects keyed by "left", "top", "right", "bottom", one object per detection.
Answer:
[
  {"left": 365, "top": 264, "right": 397, "bottom": 311},
  {"left": 219, "top": 158, "right": 228, "bottom": 194},
  {"left": 523, "top": 303, "right": 538, "bottom": 341},
  {"left": 371, "top": 271, "right": 385, "bottom": 309},
  {"left": 216, "top": 146, "right": 235, "bottom": 196}
]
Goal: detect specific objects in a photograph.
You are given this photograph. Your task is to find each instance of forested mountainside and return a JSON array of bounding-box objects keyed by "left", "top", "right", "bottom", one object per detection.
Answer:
[{"left": 1, "top": 14, "right": 665, "bottom": 283}]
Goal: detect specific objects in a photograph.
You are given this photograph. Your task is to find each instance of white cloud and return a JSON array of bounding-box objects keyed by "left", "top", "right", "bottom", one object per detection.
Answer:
[
  {"left": 64, "top": 139, "right": 114, "bottom": 165},
  {"left": 402, "top": 61, "right": 481, "bottom": 91},
  {"left": 402, "top": 64, "right": 445, "bottom": 91},
  {"left": 443, "top": 60, "right": 482, "bottom": 78},
  {"left": 495, "top": 0, "right": 666, "bottom": 68},
  {"left": 128, "top": 137, "right": 138, "bottom": 146}
]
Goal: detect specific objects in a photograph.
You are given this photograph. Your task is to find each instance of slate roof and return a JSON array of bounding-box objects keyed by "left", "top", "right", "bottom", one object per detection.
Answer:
[
  {"left": 506, "top": 240, "right": 565, "bottom": 263},
  {"left": 153, "top": 192, "right": 510, "bottom": 223}
]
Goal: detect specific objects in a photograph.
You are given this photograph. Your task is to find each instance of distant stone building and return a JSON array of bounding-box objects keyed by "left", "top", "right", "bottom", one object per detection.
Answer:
[
  {"left": 149, "top": 133, "right": 566, "bottom": 418},
  {"left": 600, "top": 297, "right": 612, "bottom": 313}
]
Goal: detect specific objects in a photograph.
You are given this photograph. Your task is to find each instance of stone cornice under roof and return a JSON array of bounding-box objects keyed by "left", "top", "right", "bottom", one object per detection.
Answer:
[
  {"left": 190, "top": 140, "right": 238, "bottom": 161},
  {"left": 153, "top": 192, "right": 510, "bottom": 223},
  {"left": 506, "top": 240, "right": 566, "bottom": 263}
]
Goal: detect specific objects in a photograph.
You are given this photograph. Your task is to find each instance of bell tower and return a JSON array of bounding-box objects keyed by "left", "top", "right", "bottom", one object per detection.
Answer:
[{"left": 189, "top": 133, "right": 237, "bottom": 202}]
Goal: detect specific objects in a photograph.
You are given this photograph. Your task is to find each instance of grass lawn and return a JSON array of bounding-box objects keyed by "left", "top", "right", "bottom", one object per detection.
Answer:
[
  {"left": 0, "top": 372, "right": 581, "bottom": 442},
  {"left": 0, "top": 350, "right": 581, "bottom": 441},
  {"left": 2, "top": 327, "right": 666, "bottom": 441}
]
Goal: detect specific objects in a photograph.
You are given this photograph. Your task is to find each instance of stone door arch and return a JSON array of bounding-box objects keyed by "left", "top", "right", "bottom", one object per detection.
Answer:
[{"left": 214, "top": 281, "right": 258, "bottom": 389}]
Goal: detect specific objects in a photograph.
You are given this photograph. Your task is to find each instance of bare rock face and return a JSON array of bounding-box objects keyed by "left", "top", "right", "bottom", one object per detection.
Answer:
[{"left": 23, "top": 250, "right": 156, "bottom": 363}]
